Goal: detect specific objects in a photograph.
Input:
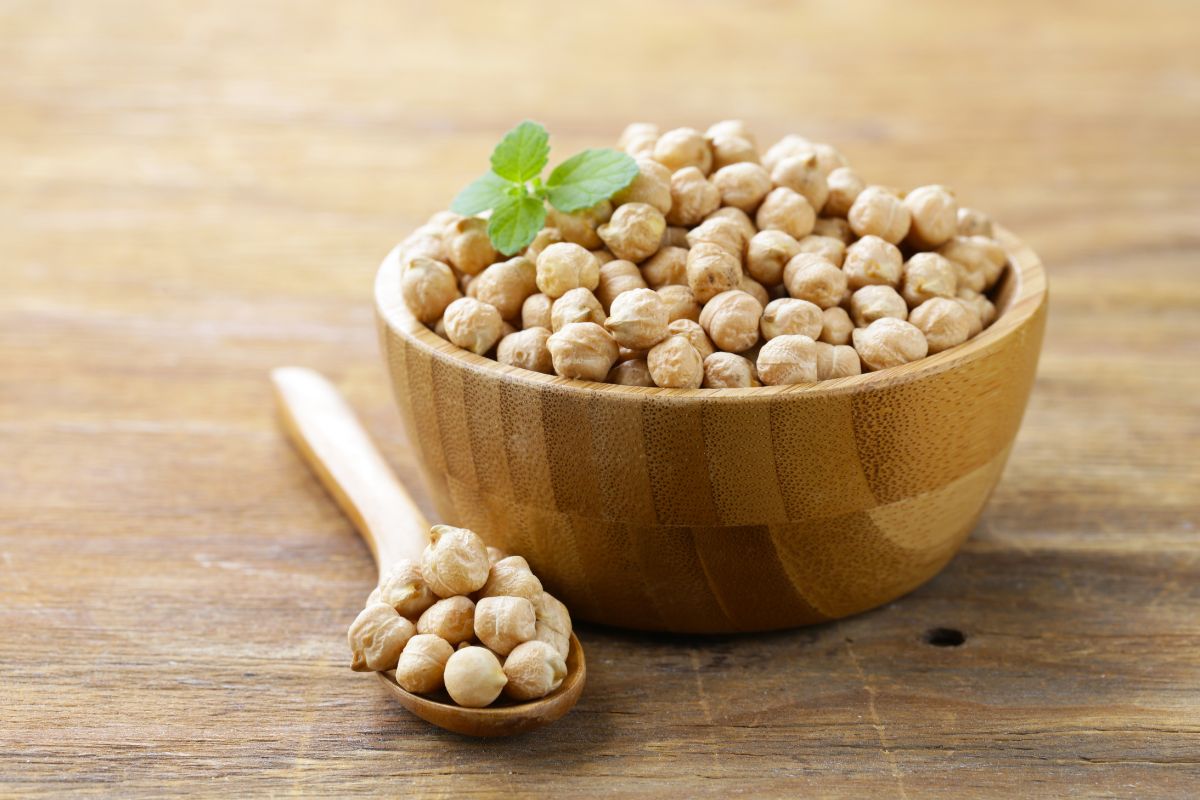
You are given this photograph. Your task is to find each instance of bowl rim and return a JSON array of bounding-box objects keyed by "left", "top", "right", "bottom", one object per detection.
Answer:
[{"left": 375, "top": 224, "right": 1047, "bottom": 401}]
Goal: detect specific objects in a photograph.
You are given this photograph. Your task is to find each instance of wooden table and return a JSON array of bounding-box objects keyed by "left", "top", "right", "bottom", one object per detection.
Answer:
[{"left": 2, "top": 1, "right": 1197, "bottom": 796}]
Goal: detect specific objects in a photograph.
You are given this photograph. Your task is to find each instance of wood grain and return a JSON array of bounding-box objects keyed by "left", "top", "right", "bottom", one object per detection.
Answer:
[{"left": 1, "top": 0, "right": 1198, "bottom": 796}]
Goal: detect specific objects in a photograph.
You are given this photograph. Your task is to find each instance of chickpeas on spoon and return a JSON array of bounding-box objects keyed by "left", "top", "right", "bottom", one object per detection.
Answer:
[{"left": 271, "top": 367, "right": 585, "bottom": 737}]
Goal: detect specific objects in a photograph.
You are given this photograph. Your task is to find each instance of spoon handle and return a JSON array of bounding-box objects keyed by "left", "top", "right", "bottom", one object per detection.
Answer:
[{"left": 271, "top": 367, "right": 429, "bottom": 578}]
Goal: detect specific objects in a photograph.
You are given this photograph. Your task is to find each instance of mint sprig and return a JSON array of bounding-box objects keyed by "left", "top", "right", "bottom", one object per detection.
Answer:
[{"left": 451, "top": 121, "right": 639, "bottom": 256}]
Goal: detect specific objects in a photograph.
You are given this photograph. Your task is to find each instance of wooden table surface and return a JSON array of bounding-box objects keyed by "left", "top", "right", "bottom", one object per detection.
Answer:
[{"left": 2, "top": 1, "right": 1198, "bottom": 797}]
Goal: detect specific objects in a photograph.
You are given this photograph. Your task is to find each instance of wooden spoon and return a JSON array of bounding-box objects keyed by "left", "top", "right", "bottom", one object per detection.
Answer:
[{"left": 271, "top": 366, "right": 585, "bottom": 737}]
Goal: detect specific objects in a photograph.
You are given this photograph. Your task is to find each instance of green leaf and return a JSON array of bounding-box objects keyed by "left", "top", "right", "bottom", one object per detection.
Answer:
[
  {"left": 545, "top": 149, "right": 639, "bottom": 212},
  {"left": 450, "top": 171, "right": 514, "bottom": 216},
  {"left": 490, "top": 121, "right": 550, "bottom": 184},
  {"left": 487, "top": 196, "right": 547, "bottom": 256}
]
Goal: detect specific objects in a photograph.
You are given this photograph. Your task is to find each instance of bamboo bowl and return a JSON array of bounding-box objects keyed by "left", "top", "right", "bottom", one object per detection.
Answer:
[{"left": 375, "top": 226, "right": 1047, "bottom": 633}]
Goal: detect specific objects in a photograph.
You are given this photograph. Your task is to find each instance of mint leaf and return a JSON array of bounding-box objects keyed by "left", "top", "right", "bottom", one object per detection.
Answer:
[
  {"left": 546, "top": 149, "right": 639, "bottom": 212},
  {"left": 487, "top": 196, "right": 546, "bottom": 256},
  {"left": 451, "top": 171, "right": 514, "bottom": 216},
  {"left": 490, "top": 121, "right": 550, "bottom": 184}
]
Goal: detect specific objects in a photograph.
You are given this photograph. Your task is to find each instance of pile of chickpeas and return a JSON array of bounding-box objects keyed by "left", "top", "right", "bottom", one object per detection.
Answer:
[
  {"left": 398, "top": 121, "right": 1005, "bottom": 388},
  {"left": 348, "top": 525, "right": 572, "bottom": 708}
]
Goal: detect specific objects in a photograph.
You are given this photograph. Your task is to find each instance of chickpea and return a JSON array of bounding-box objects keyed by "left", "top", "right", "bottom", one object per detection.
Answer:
[
  {"left": 667, "top": 318, "right": 716, "bottom": 360},
  {"left": 850, "top": 285, "right": 908, "bottom": 327},
  {"left": 909, "top": 297, "right": 974, "bottom": 353},
  {"left": 756, "top": 334, "right": 819, "bottom": 386},
  {"left": 536, "top": 242, "right": 600, "bottom": 299},
  {"left": 611, "top": 158, "right": 673, "bottom": 215},
  {"left": 607, "top": 358, "right": 655, "bottom": 386},
  {"left": 524, "top": 227, "right": 564, "bottom": 261},
  {"left": 740, "top": 275, "right": 770, "bottom": 308},
  {"left": 782, "top": 253, "right": 847, "bottom": 309},
  {"left": 432, "top": 317, "right": 448, "bottom": 339},
  {"left": 394, "top": 633, "right": 454, "bottom": 694},
  {"left": 598, "top": 202, "right": 666, "bottom": 263},
  {"left": 938, "top": 235, "right": 1007, "bottom": 292},
  {"left": 711, "top": 162, "right": 772, "bottom": 213},
  {"left": 663, "top": 226, "right": 691, "bottom": 248},
  {"left": 760, "top": 297, "right": 823, "bottom": 340},
  {"left": 710, "top": 135, "right": 760, "bottom": 170},
  {"left": 657, "top": 284, "right": 701, "bottom": 322},
  {"left": 348, "top": 602, "right": 415, "bottom": 672},
  {"left": 848, "top": 186, "right": 911, "bottom": 244},
  {"left": 550, "top": 287, "right": 605, "bottom": 331},
  {"left": 755, "top": 187, "right": 816, "bottom": 240},
  {"left": 904, "top": 185, "right": 958, "bottom": 249},
  {"left": 815, "top": 342, "right": 863, "bottom": 380},
  {"left": 667, "top": 167, "right": 721, "bottom": 226},
  {"left": 468, "top": 256, "right": 537, "bottom": 320},
  {"left": 376, "top": 558, "right": 437, "bottom": 620},
  {"left": 795, "top": 234, "right": 846, "bottom": 267},
  {"left": 957, "top": 287, "right": 997, "bottom": 327},
  {"left": 546, "top": 201, "right": 613, "bottom": 250},
  {"left": 653, "top": 127, "right": 713, "bottom": 175},
  {"left": 590, "top": 248, "right": 615, "bottom": 265},
  {"left": 497, "top": 327, "right": 554, "bottom": 374},
  {"left": 617, "top": 122, "right": 659, "bottom": 150},
  {"left": 442, "top": 297, "right": 504, "bottom": 355},
  {"left": 400, "top": 230, "right": 448, "bottom": 266},
  {"left": 486, "top": 546, "right": 509, "bottom": 566},
  {"left": 401, "top": 257, "right": 461, "bottom": 324},
  {"left": 762, "top": 133, "right": 814, "bottom": 172},
  {"left": 819, "top": 306, "right": 855, "bottom": 345},
  {"left": 705, "top": 207, "right": 758, "bottom": 243},
  {"left": 444, "top": 646, "right": 508, "bottom": 708},
  {"left": 503, "top": 640, "right": 568, "bottom": 701},
  {"left": 445, "top": 217, "right": 500, "bottom": 275},
  {"left": 624, "top": 132, "right": 658, "bottom": 160},
  {"left": 416, "top": 595, "right": 476, "bottom": 645},
  {"left": 851, "top": 317, "right": 929, "bottom": 371},
  {"left": 595, "top": 259, "right": 649, "bottom": 311},
  {"left": 957, "top": 207, "right": 994, "bottom": 237},
  {"left": 686, "top": 242, "right": 743, "bottom": 303},
  {"left": 811, "top": 143, "right": 848, "bottom": 176},
  {"left": 474, "top": 596, "right": 536, "bottom": 656},
  {"left": 702, "top": 352, "right": 756, "bottom": 388},
  {"left": 705, "top": 119, "right": 758, "bottom": 148},
  {"left": 605, "top": 287, "right": 670, "bottom": 350},
  {"left": 746, "top": 230, "right": 800, "bottom": 287},
  {"left": 901, "top": 252, "right": 959, "bottom": 308},
  {"left": 421, "top": 524, "right": 491, "bottom": 597},
  {"left": 547, "top": 322, "right": 619, "bottom": 381},
  {"left": 843, "top": 235, "right": 904, "bottom": 289},
  {"left": 642, "top": 246, "right": 689, "bottom": 289},
  {"left": 812, "top": 216, "right": 854, "bottom": 243},
  {"left": 699, "top": 290, "right": 763, "bottom": 353},
  {"left": 647, "top": 334, "right": 704, "bottom": 388},
  {"left": 824, "top": 167, "right": 865, "bottom": 218},
  {"left": 521, "top": 293, "right": 553, "bottom": 330},
  {"left": 686, "top": 217, "right": 748, "bottom": 258},
  {"left": 770, "top": 153, "right": 829, "bottom": 213}
]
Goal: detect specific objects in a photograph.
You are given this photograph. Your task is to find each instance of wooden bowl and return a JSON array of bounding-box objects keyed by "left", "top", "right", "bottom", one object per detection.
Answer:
[{"left": 375, "top": 227, "right": 1047, "bottom": 633}]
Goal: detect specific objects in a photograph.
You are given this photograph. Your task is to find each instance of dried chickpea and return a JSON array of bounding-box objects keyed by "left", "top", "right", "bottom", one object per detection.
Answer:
[
  {"left": 618, "top": 122, "right": 659, "bottom": 150},
  {"left": 551, "top": 287, "right": 605, "bottom": 331},
  {"left": 852, "top": 317, "right": 929, "bottom": 371},
  {"left": 521, "top": 293, "right": 552, "bottom": 329},
  {"left": 433, "top": 317, "right": 448, "bottom": 340},
  {"left": 444, "top": 646, "right": 507, "bottom": 708},
  {"left": 595, "top": 259, "right": 649, "bottom": 311},
  {"left": 474, "top": 596, "right": 536, "bottom": 656},
  {"left": 546, "top": 201, "right": 612, "bottom": 250},
  {"left": 611, "top": 158, "right": 673, "bottom": 215},
  {"left": 590, "top": 248, "right": 615, "bottom": 266},
  {"left": 394, "top": 633, "right": 454, "bottom": 694},
  {"left": 400, "top": 231, "right": 447, "bottom": 266},
  {"left": 706, "top": 119, "right": 757, "bottom": 147},
  {"left": 740, "top": 275, "right": 770, "bottom": 308},
  {"left": 536, "top": 242, "right": 600, "bottom": 299},
  {"left": 760, "top": 297, "right": 823, "bottom": 340},
  {"left": 746, "top": 230, "right": 800, "bottom": 287},
  {"left": 712, "top": 162, "right": 772, "bottom": 213},
  {"left": 496, "top": 327, "right": 554, "bottom": 374},
  {"left": 547, "top": 322, "right": 619, "bottom": 381},
  {"left": 909, "top": 297, "right": 973, "bottom": 353},
  {"left": 901, "top": 252, "right": 959, "bottom": 308},
  {"left": 710, "top": 135, "right": 760, "bottom": 170},
  {"left": 442, "top": 297, "right": 504, "bottom": 355},
  {"left": 762, "top": 134, "right": 814, "bottom": 172},
  {"left": 812, "top": 216, "right": 854, "bottom": 243},
  {"left": 904, "top": 185, "right": 958, "bottom": 249},
  {"left": 938, "top": 235, "right": 1006, "bottom": 293},
  {"left": 606, "top": 288, "right": 670, "bottom": 350},
  {"left": 348, "top": 603, "right": 415, "bottom": 672},
  {"left": 503, "top": 640, "right": 568, "bottom": 701},
  {"left": 524, "top": 227, "right": 564, "bottom": 261},
  {"left": 699, "top": 290, "right": 763, "bottom": 353},
  {"left": 782, "top": 253, "right": 847, "bottom": 309},
  {"left": 624, "top": 132, "right": 657, "bottom": 159},
  {"left": 486, "top": 546, "right": 508, "bottom": 565},
  {"left": 686, "top": 242, "right": 743, "bottom": 303},
  {"left": 597, "top": 203, "right": 666, "bottom": 263},
  {"left": 445, "top": 217, "right": 500, "bottom": 275},
  {"left": 686, "top": 217, "right": 747, "bottom": 258},
  {"left": 811, "top": 143, "right": 848, "bottom": 176},
  {"left": 647, "top": 335, "right": 704, "bottom": 388},
  {"left": 795, "top": 235, "right": 846, "bottom": 267},
  {"left": 824, "top": 167, "right": 865, "bottom": 218},
  {"left": 376, "top": 558, "right": 437, "bottom": 619},
  {"left": 642, "top": 246, "right": 688, "bottom": 288},
  {"left": 770, "top": 153, "right": 829, "bottom": 213},
  {"left": 819, "top": 306, "right": 854, "bottom": 345},
  {"left": 607, "top": 358, "right": 655, "bottom": 386},
  {"left": 755, "top": 187, "right": 816, "bottom": 240},
  {"left": 957, "top": 207, "right": 994, "bottom": 237},
  {"left": 653, "top": 127, "right": 712, "bottom": 175},
  {"left": 401, "top": 257, "right": 461, "bottom": 324},
  {"left": 815, "top": 342, "right": 863, "bottom": 380},
  {"left": 667, "top": 318, "right": 715, "bottom": 360},
  {"left": 416, "top": 595, "right": 476, "bottom": 645},
  {"left": 468, "top": 256, "right": 537, "bottom": 320},
  {"left": 756, "top": 334, "right": 819, "bottom": 386},
  {"left": 848, "top": 186, "right": 911, "bottom": 245},
  {"left": 705, "top": 207, "right": 758, "bottom": 243},
  {"left": 421, "top": 524, "right": 491, "bottom": 597},
  {"left": 850, "top": 285, "right": 908, "bottom": 327},
  {"left": 667, "top": 167, "right": 721, "bottom": 226},
  {"left": 657, "top": 285, "right": 701, "bottom": 322},
  {"left": 843, "top": 235, "right": 904, "bottom": 289},
  {"left": 958, "top": 287, "right": 997, "bottom": 327},
  {"left": 702, "top": 352, "right": 756, "bottom": 388}
]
